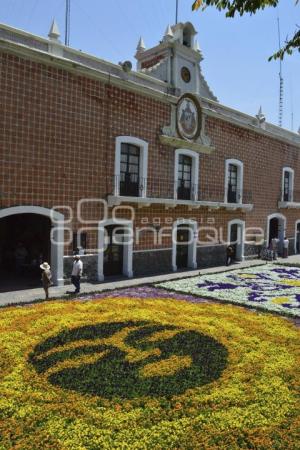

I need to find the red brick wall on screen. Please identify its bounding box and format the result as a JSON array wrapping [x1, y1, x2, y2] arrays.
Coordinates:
[[1, 51, 300, 254]]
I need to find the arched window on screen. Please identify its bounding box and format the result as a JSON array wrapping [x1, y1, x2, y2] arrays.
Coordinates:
[[114, 136, 148, 198], [282, 167, 294, 202], [224, 159, 244, 204], [174, 149, 199, 201], [183, 28, 192, 47]]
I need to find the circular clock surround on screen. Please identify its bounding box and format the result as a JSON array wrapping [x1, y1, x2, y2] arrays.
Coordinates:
[[181, 66, 191, 83], [176, 93, 202, 141]]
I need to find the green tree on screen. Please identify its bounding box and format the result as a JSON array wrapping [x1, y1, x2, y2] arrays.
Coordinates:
[[192, 0, 300, 60]]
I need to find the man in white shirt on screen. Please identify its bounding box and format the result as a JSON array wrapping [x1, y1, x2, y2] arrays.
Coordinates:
[[283, 237, 289, 258], [71, 255, 83, 294]]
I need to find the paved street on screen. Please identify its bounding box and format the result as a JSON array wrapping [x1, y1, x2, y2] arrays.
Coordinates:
[[1, 256, 300, 307]]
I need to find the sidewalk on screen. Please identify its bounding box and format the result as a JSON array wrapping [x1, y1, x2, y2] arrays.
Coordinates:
[[0, 256, 299, 307]]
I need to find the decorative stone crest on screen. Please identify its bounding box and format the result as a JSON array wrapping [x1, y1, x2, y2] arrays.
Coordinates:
[[177, 94, 201, 140], [161, 94, 214, 154]]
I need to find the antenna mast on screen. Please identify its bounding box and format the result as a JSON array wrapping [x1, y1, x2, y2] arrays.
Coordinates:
[[277, 17, 284, 127], [65, 0, 71, 46], [175, 0, 178, 25], [290, 80, 294, 131]]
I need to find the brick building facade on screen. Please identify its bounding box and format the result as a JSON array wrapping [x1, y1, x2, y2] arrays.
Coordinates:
[[1, 21, 300, 287]]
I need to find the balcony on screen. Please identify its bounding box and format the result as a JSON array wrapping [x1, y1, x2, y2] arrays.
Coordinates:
[[119, 173, 140, 197], [278, 190, 300, 209], [108, 176, 253, 211]]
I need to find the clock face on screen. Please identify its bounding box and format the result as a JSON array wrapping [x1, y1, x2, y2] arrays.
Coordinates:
[[181, 66, 191, 83]]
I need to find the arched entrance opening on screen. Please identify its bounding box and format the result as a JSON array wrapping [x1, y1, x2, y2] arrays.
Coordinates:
[[97, 219, 133, 281], [0, 214, 51, 290], [0, 206, 64, 291], [227, 219, 245, 262], [269, 218, 279, 244], [103, 225, 124, 277], [172, 220, 197, 271], [267, 214, 286, 256]]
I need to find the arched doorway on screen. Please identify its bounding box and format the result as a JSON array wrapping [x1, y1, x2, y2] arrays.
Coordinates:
[[0, 214, 51, 289], [295, 221, 300, 254], [172, 220, 197, 271], [267, 214, 286, 255], [227, 219, 245, 261], [0, 206, 64, 290], [97, 219, 133, 281], [269, 218, 279, 244]]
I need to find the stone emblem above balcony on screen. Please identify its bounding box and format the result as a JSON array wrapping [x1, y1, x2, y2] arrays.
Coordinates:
[[160, 93, 214, 154]]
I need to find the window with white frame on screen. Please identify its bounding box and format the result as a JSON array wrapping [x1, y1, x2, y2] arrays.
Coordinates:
[[174, 149, 199, 201], [225, 159, 243, 204], [282, 167, 294, 202], [114, 136, 148, 197]]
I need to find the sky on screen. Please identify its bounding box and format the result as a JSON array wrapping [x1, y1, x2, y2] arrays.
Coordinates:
[[0, 0, 299, 131]]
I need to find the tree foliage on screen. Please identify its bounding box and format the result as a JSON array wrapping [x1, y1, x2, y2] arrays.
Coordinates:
[[192, 0, 300, 60]]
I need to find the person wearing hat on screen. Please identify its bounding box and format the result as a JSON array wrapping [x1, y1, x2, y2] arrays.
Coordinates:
[[71, 255, 83, 294], [40, 262, 52, 299]]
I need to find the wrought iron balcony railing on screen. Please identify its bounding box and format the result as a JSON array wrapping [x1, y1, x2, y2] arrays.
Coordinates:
[[111, 176, 253, 204], [279, 190, 300, 203]]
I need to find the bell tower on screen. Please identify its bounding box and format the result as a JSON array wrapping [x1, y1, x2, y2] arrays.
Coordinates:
[[135, 22, 217, 101]]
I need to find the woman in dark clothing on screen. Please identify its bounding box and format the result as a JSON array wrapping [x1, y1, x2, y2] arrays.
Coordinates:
[[226, 245, 234, 266]]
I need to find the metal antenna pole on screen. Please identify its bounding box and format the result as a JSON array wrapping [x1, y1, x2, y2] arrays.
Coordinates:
[[175, 0, 178, 24], [65, 0, 71, 46], [277, 17, 284, 127], [290, 79, 294, 132]]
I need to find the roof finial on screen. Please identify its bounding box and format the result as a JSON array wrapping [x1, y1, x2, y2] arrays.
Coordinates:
[[256, 106, 266, 128], [163, 25, 174, 42], [136, 36, 146, 52], [48, 19, 60, 41], [194, 39, 201, 52]]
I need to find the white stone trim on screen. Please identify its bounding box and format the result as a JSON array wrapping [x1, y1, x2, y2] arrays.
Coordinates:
[[172, 219, 197, 271], [224, 159, 244, 204], [174, 149, 199, 201], [2, 23, 300, 148], [107, 194, 253, 211], [278, 201, 300, 209], [203, 97, 300, 148], [97, 219, 133, 281], [266, 213, 286, 246], [0, 205, 64, 286], [294, 220, 300, 254], [133, 243, 227, 254], [114, 136, 148, 197], [227, 219, 245, 261], [133, 247, 172, 253], [281, 167, 294, 202]]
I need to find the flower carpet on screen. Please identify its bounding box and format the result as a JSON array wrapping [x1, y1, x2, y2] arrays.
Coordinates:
[[0, 296, 299, 449], [157, 265, 300, 317], [76, 285, 212, 303]]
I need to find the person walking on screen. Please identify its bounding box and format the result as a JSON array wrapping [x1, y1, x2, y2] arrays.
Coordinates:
[[40, 262, 52, 300], [226, 245, 234, 266], [71, 255, 83, 294], [283, 237, 289, 258]]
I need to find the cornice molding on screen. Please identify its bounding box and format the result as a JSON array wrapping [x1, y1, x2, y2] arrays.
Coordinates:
[[1, 23, 300, 149], [159, 134, 215, 154], [0, 39, 176, 105]]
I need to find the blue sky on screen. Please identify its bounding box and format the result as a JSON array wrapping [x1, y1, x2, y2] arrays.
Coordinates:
[[1, 0, 299, 131]]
